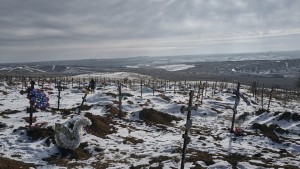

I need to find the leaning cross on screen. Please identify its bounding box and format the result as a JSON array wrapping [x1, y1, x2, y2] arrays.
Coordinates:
[[76, 93, 88, 114], [230, 82, 250, 133]]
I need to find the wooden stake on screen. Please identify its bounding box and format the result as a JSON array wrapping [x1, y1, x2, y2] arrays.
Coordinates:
[[267, 87, 274, 112], [180, 91, 195, 169], [140, 79, 143, 98], [261, 84, 264, 110], [230, 82, 240, 133], [57, 81, 62, 110], [118, 82, 122, 117]]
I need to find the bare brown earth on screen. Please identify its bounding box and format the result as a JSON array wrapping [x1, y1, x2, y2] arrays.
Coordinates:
[[0, 156, 36, 169]]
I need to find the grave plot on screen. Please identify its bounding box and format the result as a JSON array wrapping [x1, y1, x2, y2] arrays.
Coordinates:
[[0, 73, 299, 168]]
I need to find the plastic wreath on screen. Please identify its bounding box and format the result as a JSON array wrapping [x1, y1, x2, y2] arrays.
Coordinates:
[[28, 89, 49, 110]]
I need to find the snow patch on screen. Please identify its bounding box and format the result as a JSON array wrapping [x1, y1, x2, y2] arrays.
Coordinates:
[[155, 64, 195, 71]]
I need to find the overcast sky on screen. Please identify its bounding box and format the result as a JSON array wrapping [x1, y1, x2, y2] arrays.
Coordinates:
[[0, 0, 300, 63]]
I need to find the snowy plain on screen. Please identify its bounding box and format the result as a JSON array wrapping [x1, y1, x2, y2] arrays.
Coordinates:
[[0, 72, 299, 169]]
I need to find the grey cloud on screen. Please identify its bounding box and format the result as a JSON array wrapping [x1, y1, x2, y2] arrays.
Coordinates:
[[0, 0, 299, 63]]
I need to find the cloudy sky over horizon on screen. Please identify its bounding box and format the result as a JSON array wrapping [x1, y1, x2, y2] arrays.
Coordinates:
[[0, 0, 300, 63]]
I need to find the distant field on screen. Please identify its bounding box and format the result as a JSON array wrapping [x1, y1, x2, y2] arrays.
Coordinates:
[[0, 51, 299, 89]]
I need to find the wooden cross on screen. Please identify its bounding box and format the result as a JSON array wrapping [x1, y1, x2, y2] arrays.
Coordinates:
[[180, 90, 197, 169], [57, 81, 62, 110], [267, 87, 274, 112], [76, 93, 88, 114], [230, 82, 250, 133]]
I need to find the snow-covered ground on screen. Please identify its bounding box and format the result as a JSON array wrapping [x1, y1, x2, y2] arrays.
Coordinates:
[[155, 64, 195, 71], [0, 73, 299, 169]]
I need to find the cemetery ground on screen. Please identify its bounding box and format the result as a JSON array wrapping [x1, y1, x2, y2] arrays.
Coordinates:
[[0, 72, 300, 169]]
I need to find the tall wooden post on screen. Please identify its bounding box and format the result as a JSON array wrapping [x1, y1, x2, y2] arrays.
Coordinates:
[[118, 82, 122, 117], [230, 82, 240, 133], [204, 81, 207, 98], [201, 87, 204, 105], [255, 81, 259, 103], [57, 81, 62, 110], [152, 80, 155, 96], [261, 84, 264, 110], [164, 80, 167, 93], [76, 93, 88, 114], [212, 83, 214, 97], [180, 91, 196, 169], [174, 81, 176, 94], [72, 78, 74, 88], [267, 87, 274, 112], [78, 78, 81, 89], [29, 80, 35, 126], [197, 83, 201, 99], [140, 79, 143, 98]]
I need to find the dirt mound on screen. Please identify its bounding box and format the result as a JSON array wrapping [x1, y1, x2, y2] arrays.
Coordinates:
[[104, 92, 117, 98], [122, 93, 134, 97], [291, 113, 300, 121], [251, 123, 281, 143], [19, 90, 27, 95], [104, 104, 127, 117], [105, 104, 119, 115], [0, 156, 36, 169], [255, 109, 268, 116], [22, 117, 37, 123], [79, 105, 92, 111], [278, 112, 291, 121], [211, 108, 223, 114], [185, 148, 214, 166], [0, 122, 7, 128], [43, 142, 91, 167], [269, 123, 289, 134], [127, 100, 134, 104], [236, 112, 250, 121], [158, 94, 171, 102], [26, 126, 55, 142], [139, 108, 182, 126], [0, 90, 8, 95], [123, 136, 144, 145], [0, 109, 21, 117], [52, 105, 92, 117], [223, 153, 249, 168], [85, 112, 117, 138]]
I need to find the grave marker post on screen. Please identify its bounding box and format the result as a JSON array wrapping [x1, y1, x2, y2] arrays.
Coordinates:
[[267, 87, 274, 112], [261, 84, 264, 110], [118, 82, 122, 117], [57, 81, 62, 110], [174, 81, 176, 94], [180, 90, 197, 169], [29, 80, 35, 126], [140, 79, 143, 98], [230, 82, 240, 133]]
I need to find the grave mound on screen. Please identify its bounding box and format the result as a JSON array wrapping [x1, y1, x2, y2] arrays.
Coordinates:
[[42, 142, 91, 167], [26, 126, 55, 142], [251, 123, 281, 143], [0, 156, 36, 169], [139, 108, 182, 126], [85, 112, 117, 138]]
